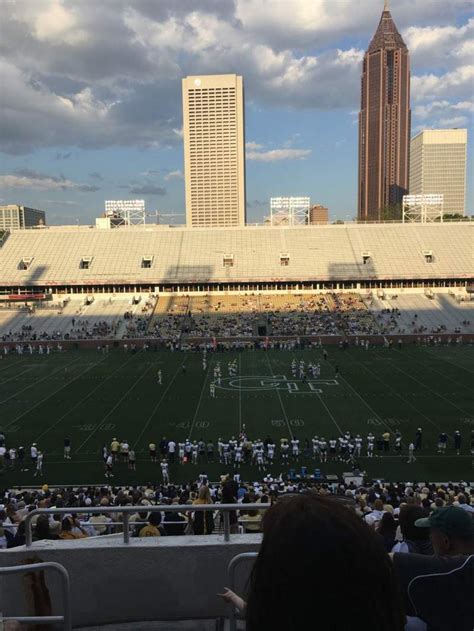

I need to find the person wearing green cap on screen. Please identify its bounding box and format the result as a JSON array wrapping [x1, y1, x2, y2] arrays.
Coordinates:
[[414, 505, 474, 556]]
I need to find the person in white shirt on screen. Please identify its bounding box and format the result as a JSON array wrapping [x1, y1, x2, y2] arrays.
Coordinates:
[[167, 440, 176, 463], [407, 442, 416, 463], [30, 443, 38, 468], [33, 451, 43, 477], [291, 438, 300, 460], [161, 460, 169, 484], [178, 442, 185, 464]]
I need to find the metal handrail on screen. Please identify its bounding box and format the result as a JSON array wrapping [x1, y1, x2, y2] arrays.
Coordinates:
[[0, 561, 71, 629], [228, 552, 258, 631], [24, 504, 269, 546]]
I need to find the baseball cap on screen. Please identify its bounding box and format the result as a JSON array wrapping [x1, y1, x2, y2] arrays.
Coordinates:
[[415, 506, 474, 538]]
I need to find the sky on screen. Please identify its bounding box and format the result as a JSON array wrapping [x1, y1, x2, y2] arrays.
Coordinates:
[[0, 0, 473, 225]]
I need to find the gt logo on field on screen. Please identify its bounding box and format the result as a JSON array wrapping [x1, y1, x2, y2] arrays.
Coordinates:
[[217, 375, 339, 394]]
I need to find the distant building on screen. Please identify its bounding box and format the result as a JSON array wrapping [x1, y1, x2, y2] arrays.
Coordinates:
[[182, 74, 246, 228], [309, 204, 329, 225], [358, 6, 410, 221], [0, 205, 46, 230], [270, 197, 310, 226], [410, 129, 467, 216]]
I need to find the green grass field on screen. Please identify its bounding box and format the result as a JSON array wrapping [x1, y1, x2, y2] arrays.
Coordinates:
[[0, 345, 473, 486]]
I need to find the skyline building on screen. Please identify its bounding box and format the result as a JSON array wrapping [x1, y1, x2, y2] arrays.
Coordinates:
[[182, 74, 246, 228], [358, 5, 411, 221], [409, 129, 467, 216], [0, 205, 46, 230]]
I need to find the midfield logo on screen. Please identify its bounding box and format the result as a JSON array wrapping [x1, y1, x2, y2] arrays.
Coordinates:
[[216, 375, 339, 394]]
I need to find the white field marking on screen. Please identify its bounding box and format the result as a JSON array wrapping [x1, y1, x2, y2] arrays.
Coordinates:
[[381, 346, 474, 394], [132, 359, 188, 450], [386, 358, 472, 417], [347, 351, 441, 432], [0, 358, 28, 375], [304, 349, 394, 438], [34, 353, 139, 442], [0, 366, 34, 386], [238, 354, 242, 434], [422, 347, 474, 376], [264, 352, 294, 439], [188, 356, 215, 440], [0, 355, 83, 405], [75, 361, 156, 452], [2, 356, 107, 430]]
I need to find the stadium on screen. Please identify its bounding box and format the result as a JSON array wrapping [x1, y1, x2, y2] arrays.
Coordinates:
[[0, 219, 473, 628], [1, 0, 474, 626]]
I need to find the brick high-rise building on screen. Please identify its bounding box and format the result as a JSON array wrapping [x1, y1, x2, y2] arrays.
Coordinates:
[[358, 5, 411, 221], [182, 74, 246, 228]]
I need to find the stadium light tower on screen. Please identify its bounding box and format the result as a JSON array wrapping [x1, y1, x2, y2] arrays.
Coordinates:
[[104, 200, 146, 226], [402, 194, 444, 223], [270, 197, 310, 226]]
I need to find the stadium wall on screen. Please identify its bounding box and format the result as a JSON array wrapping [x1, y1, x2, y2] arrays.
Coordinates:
[[0, 536, 259, 626]]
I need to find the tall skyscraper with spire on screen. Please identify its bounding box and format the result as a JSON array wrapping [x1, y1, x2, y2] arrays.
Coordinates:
[[358, 3, 410, 221]]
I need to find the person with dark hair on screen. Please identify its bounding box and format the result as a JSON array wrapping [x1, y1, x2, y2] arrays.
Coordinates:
[[33, 515, 58, 542], [377, 511, 398, 553], [219, 494, 405, 630], [392, 505, 433, 554], [220, 481, 238, 534], [138, 512, 162, 537]]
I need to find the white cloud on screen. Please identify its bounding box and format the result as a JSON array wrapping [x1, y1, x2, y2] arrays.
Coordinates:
[[0, 169, 99, 192], [246, 147, 312, 162], [164, 169, 184, 181], [245, 141, 264, 150], [436, 116, 468, 127]]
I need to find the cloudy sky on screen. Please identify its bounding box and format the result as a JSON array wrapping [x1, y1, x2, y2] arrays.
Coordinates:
[[0, 0, 473, 224]]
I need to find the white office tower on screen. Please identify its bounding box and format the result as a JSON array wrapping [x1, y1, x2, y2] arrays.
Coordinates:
[[410, 129, 467, 216], [182, 74, 246, 227]]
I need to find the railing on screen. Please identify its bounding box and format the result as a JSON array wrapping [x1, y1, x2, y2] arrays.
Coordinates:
[[24, 504, 269, 547], [227, 552, 258, 631], [0, 561, 71, 629]]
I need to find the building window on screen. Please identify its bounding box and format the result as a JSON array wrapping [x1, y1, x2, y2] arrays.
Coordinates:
[[19, 256, 33, 270], [80, 256, 93, 270], [223, 254, 234, 267], [361, 251, 371, 265], [280, 254, 290, 266], [423, 249, 434, 263], [141, 255, 154, 269]]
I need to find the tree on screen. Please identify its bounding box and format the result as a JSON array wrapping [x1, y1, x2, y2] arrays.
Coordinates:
[[380, 204, 402, 221]]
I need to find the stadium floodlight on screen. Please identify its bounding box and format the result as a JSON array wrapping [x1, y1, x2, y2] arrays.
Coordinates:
[[104, 200, 146, 227], [402, 194, 444, 224], [270, 197, 310, 226]]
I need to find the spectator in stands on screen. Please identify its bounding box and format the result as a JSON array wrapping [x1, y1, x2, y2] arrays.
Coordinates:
[[220, 494, 405, 630], [163, 498, 186, 536], [377, 512, 398, 553], [59, 516, 88, 540], [414, 506, 474, 556], [138, 512, 162, 537], [33, 515, 58, 542], [220, 480, 238, 534], [392, 505, 433, 555], [192, 485, 215, 535]]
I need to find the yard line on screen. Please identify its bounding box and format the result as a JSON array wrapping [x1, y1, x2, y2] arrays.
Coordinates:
[[238, 354, 242, 434], [188, 357, 214, 440], [265, 351, 294, 439], [0, 358, 28, 375], [132, 359, 188, 449], [34, 353, 139, 442], [75, 362, 156, 452], [347, 352, 441, 432], [3, 356, 108, 430], [386, 347, 473, 394], [0, 366, 34, 386], [386, 360, 472, 417], [0, 355, 82, 404], [422, 347, 474, 376], [319, 350, 398, 437]]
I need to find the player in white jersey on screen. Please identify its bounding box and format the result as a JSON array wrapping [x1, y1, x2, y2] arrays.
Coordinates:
[[329, 438, 337, 460], [33, 451, 44, 477], [367, 433, 375, 457], [217, 438, 224, 462], [184, 440, 192, 461], [157, 370, 162, 385], [407, 442, 416, 463], [234, 445, 243, 467], [210, 382, 215, 398], [394, 431, 402, 453], [223, 441, 230, 465], [354, 435, 363, 457], [256, 448, 265, 471], [267, 442, 275, 464], [178, 442, 185, 464], [312, 436, 320, 460], [191, 441, 199, 464], [291, 437, 300, 460], [280, 439, 289, 463], [319, 439, 327, 462], [161, 460, 169, 484]]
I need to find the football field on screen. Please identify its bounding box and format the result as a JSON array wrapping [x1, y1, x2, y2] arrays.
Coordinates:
[[0, 345, 473, 485]]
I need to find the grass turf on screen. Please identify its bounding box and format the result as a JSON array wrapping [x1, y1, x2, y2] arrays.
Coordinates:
[[0, 345, 473, 486]]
